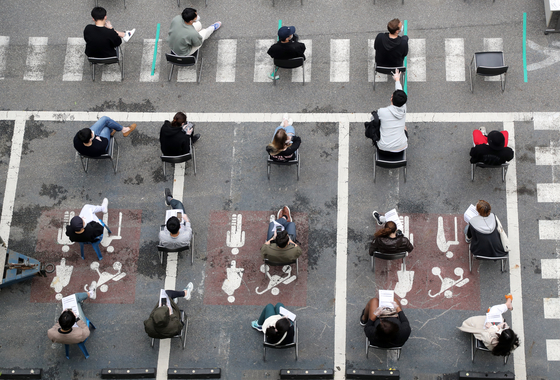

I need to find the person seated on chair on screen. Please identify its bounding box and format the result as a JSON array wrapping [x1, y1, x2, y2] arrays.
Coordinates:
[[65, 198, 109, 243], [167, 7, 221, 57], [74, 116, 137, 157], [159, 188, 192, 250], [144, 283, 193, 339], [251, 302, 295, 346], [267, 26, 306, 60], [266, 114, 301, 161], [374, 18, 408, 68], [47, 292, 93, 344], [261, 206, 302, 264], [376, 69, 408, 155], [361, 296, 411, 348], [470, 128, 514, 165], [160, 112, 201, 156], [369, 213, 413, 256], [464, 200, 508, 258], [458, 294, 519, 357], [84, 7, 135, 59]]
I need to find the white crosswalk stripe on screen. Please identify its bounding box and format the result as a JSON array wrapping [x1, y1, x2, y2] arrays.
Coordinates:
[[216, 39, 237, 82], [254, 39, 275, 82], [330, 39, 350, 82], [537, 183, 560, 202], [0, 36, 9, 80], [445, 38, 465, 81], [408, 38, 426, 82], [23, 37, 48, 81], [292, 39, 311, 83], [483, 38, 503, 81], [536, 146, 560, 166], [140, 39, 162, 82], [62, 38, 86, 81]]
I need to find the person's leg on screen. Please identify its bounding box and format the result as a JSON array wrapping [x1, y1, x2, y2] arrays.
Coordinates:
[[284, 222, 297, 242], [75, 292, 88, 321], [258, 303, 276, 325], [79, 204, 102, 224], [166, 290, 185, 299], [266, 221, 276, 241], [274, 303, 286, 314], [170, 199, 186, 213], [364, 297, 380, 322], [189, 24, 216, 55], [473, 130, 488, 146], [91, 116, 124, 141], [501, 130, 509, 147]]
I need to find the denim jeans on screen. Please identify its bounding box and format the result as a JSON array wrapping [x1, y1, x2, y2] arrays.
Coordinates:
[[267, 219, 296, 241], [90, 116, 124, 149], [75, 292, 88, 321], [257, 303, 286, 325], [170, 199, 186, 213]]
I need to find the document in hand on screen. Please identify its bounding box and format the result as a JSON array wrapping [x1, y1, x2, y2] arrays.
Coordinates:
[[165, 209, 183, 223], [384, 209, 403, 231], [61, 294, 80, 327], [279, 306, 296, 321], [159, 289, 171, 308], [464, 204, 479, 223], [379, 289, 395, 308]]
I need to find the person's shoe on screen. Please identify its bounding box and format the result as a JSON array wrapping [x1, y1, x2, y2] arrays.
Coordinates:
[[372, 211, 383, 226], [251, 320, 263, 331], [123, 123, 137, 137], [191, 134, 201, 144], [282, 113, 289, 127], [123, 29, 135, 42], [101, 198, 109, 213], [359, 309, 367, 327], [212, 22, 222, 31], [505, 293, 513, 301], [110, 129, 117, 137], [281, 206, 292, 223], [164, 188, 173, 206], [479, 126, 487, 136], [183, 282, 194, 300]]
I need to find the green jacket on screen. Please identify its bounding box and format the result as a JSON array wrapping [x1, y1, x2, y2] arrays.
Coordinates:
[[144, 299, 183, 339]]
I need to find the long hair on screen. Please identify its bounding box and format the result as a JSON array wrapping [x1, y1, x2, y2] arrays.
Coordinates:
[[267, 129, 288, 155], [492, 328, 519, 356], [374, 221, 397, 238], [265, 317, 290, 343], [171, 112, 187, 127]]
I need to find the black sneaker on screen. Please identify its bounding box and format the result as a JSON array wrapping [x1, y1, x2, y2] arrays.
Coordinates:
[[192, 134, 201, 144], [372, 211, 383, 226], [164, 188, 172, 206], [359, 309, 367, 327]]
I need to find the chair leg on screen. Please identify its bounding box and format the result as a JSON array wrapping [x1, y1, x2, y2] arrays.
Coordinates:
[[177, 0, 180, 6], [168, 63, 174, 82], [373, 154, 376, 183], [373, 68, 376, 91], [397, 348, 401, 360], [197, 56, 204, 84], [151, 338, 155, 348], [91, 63, 95, 81], [80, 155, 89, 173], [93, 243, 103, 260], [182, 315, 188, 349], [190, 232, 195, 265], [77, 342, 90, 359], [113, 138, 119, 173], [469, 56, 474, 93], [501, 72, 506, 93], [65, 344, 70, 359], [80, 244, 85, 260], [502, 165, 506, 182], [366, 338, 369, 358], [192, 145, 197, 175], [371, 255, 374, 271], [302, 62, 305, 86], [267, 162, 271, 180], [403, 166, 407, 183], [471, 334, 475, 362], [297, 160, 300, 181], [163, 161, 167, 177], [296, 258, 299, 275], [468, 247, 473, 273], [402, 257, 406, 272]]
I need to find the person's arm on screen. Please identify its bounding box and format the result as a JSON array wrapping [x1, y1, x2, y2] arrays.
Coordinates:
[[393, 69, 403, 90], [280, 136, 301, 156], [404, 237, 414, 252], [369, 238, 378, 256], [76, 319, 91, 341], [264, 229, 277, 245], [182, 213, 190, 223]]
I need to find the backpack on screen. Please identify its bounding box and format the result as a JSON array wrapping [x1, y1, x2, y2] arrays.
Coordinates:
[[364, 110, 381, 142]]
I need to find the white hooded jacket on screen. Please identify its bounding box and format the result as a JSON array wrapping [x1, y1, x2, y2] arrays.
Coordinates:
[[377, 81, 407, 152]]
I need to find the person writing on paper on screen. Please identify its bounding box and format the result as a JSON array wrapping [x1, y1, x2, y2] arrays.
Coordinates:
[[251, 303, 295, 346], [458, 294, 519, 356], [160, 112, 201, 156], [159, 188, 192, 250], [144, 284, 194, 339], [47, 292, 93, 344], [369, 212, 413, 255], [360, 296, 411, 348], [464, 200, 507, 258], [261, 206, 302, 264], [267, 114, 301, 161]]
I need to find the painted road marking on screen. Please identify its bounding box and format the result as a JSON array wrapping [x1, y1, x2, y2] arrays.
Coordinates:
[[537, 183, 560, 202], [0, 36, 9, 80], [483, 38, 503, 81], [536, 146, 560, 166], [216, 39, 237, 82], [140, 39, 162, 82], [23, 37, 48, 81], [330, 39, 350, 82], [408, 38, 426, 82], [546, 340, 560, 360], [539, 220, 560, 239], [254, 39, 275, 82], [534, 112, 560, 130], [445, 38, 465, 81], [368, 39, 387, 83], [62, 38, 86, 82], [292, 39, 311, 83], [177, 64, 197, 82]]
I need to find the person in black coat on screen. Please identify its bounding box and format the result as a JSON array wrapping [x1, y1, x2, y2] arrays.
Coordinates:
[[374, 19, 408, 68], [160, 112, 201, 156], [84, 7, 135, 58], [361, 297, 411, 348], [470, 129, 514, 165], [66, 216, 104, 243], [267, 26, 306, 61]]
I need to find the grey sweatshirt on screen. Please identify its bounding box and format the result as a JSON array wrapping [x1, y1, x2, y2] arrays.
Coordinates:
[[377, 81, 407, 152], [469, 214, 496, 233]]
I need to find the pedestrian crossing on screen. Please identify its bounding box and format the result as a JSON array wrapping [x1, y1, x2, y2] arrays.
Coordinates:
[[0, 35, 506, 84]]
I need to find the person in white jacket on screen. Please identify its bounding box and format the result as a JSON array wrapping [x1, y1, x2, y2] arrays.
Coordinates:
[[376, 69, 408, 153]]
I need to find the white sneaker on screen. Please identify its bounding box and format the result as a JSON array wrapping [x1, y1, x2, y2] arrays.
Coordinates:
[[184, 282, 194, 300], [211, 22, 221, 31], [123, 29, 135, 42], [478, 126, 487, 136], [282, 113, 290, 127], [101, 198, 108, 214]]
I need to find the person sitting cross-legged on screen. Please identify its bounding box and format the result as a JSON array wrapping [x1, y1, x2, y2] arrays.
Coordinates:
[[260, 206, 301, 264], [74, 116, 137, 158], [159, 188, 192, 250]]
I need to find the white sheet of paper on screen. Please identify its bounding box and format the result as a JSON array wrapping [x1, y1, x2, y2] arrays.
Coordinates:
[[464, 204, 479, 223], [159, 289, 170, 307], [279, 306, 296, 321], [485, 312, 503, 323], [379, 289, 395, 308], [165, 209, 183, 223], [61, 294, 80, 327], [384, 209, 403, 231]]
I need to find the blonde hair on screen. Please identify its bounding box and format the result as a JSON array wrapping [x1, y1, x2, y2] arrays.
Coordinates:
[[267, 129, 288, 155]]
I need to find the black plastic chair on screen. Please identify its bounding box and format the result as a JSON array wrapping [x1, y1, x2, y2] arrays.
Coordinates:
[[78, 136, 119, 174], [372, 64, 406, 91], [468, 244, 508, 273], [272, 57, 305, 86], [471, 161, 509, 182], [151, 310, 188, 349], [469, 51, 507, 93], [267, 150, 300, 180], [370, 250, 407, 272], [157, 226, 195, 266], [366, 337, 402, 359], [87, 46, 123, 81], [263, 320, 298, 361], [471, 334, 509, 364], [374, 148, 406, 183], [166, 51, 203, 83], [161, 138, 196, 177]]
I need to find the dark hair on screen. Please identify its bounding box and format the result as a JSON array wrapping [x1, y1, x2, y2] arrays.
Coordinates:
[[476, 200, 491, 217], [387, 18, 401, 34], [374, 221, 397, 238], [91, 7, 107, 21], [77, 128, 92, 143], [171, 112, 187, 127], [276, 230, 289, 248], [392, 89, 407, 107], [166, 216, 181, 234], [59, 310, 76, 330], [265, 317, 291, 342], [376, 319, 399, 341], [181, 8, 197, 23], [492, 328, 519, 356], [267, 129, 288, 155]]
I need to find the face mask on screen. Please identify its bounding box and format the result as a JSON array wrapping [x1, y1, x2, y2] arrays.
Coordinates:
[[400, 25, 404, 33]]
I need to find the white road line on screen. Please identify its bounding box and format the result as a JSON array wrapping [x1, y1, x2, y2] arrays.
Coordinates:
[[445, 38, 465, 81], [216, 39, 237, 82], [536, 147, 560, 166], [292, 39, 311, 83], [334, 121, 349, 380], [537, 183, 560, 202], [62, 38, 86, 82], [0, 36, 9, 80], [546, 340, 560, 360], [23, 37, 48, 81], [503, 121, 527, 380], [539, 220, 560, 239], [101, 48, 123, 82], [483, 38, 503, 81], [140, 39, 162, 82], [254, 39, 275, 82], [367, 39, 387, 83], [408, 38, 426, 82], [177, 64, 197, 82], [534, 113, 560, 130], [544, 297, 560, 318], [330, 39, 350, 82]]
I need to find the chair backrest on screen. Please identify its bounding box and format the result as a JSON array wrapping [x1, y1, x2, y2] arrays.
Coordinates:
[[157, 244, 190, 253], [87, 56, 119, 65], [264, 257, 297, 266], [78, 137, 114, 159], [474, 51, 507, 76], [476, 65, 508, 76], [474, 161, 509, 169], [161, 152, 192, 164], [372, 251, 408, 260], [273, 57, 304, 69], [375, 149, 406, 168], [166, 51, 197, 66], [375, 65, 406, 75], [268, 150, 299, 164]]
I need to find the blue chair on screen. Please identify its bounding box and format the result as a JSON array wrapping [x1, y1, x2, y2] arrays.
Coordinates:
[[79, 222, 112, 261], [65, 318, 96, 359]]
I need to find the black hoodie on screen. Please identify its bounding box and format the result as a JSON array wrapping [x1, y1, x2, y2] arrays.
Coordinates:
[[160, 120, 191, 156], [374, 33, 409, 67]]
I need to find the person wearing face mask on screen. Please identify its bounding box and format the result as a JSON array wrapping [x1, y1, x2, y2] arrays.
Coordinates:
[[267, 26, 306, 61], [374, 18, 408, 68]]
